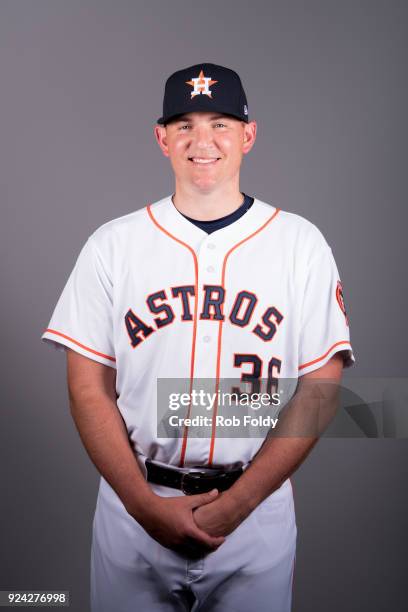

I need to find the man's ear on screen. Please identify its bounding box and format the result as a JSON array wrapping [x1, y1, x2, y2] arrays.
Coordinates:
[[242, 120, 257, 155], [154, 125, 170, 158]]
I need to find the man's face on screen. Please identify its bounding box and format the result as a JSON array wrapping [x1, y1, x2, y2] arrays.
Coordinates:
[[154, 112, 257, 192]]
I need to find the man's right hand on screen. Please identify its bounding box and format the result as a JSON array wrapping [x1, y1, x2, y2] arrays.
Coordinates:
[[129, 489, 226, 557]]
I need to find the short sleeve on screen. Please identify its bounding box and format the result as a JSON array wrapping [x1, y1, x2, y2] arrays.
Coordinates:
[[298, 245, 355, 376], [41, 235, 116, 368]]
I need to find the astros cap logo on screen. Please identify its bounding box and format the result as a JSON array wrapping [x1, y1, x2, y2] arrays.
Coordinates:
[[186, 69, 218, 99]]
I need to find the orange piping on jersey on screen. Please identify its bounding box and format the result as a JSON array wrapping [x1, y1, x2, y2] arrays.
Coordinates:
[[147, 204, 199, 468], [44, 329, 116, 362], [208, 207, 281, 466], [298, 340, 352, 371]]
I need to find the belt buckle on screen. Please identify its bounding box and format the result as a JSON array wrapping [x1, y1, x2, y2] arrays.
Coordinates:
[[180, 471, 205, 495]]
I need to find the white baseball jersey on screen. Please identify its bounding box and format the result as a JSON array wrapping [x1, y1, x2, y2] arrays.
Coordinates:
[[41, 194, 355, 470]]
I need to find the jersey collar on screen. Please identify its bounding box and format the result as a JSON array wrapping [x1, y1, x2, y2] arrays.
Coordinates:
[[147, 194, 278, 253]]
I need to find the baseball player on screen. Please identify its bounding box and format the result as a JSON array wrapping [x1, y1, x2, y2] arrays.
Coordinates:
[[41, 62, 355, 611]]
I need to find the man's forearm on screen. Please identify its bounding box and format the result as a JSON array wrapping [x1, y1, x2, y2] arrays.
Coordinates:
[[224, 436, 318, 517], [221, 376, 341, 519], [69, 390, 155, 515]]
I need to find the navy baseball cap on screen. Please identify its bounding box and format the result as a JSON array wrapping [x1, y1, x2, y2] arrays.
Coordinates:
[[157, 62, 249, 125]]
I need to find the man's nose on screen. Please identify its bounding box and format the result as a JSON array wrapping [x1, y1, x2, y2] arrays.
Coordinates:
[[193, 125, 214, 147]]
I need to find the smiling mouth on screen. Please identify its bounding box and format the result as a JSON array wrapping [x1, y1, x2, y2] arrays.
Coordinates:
[[188, 157, 221, 165]]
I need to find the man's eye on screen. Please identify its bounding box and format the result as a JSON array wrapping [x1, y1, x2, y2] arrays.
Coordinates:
[[177, 123, 226, 130]]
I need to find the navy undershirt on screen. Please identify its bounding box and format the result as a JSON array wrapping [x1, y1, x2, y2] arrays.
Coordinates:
[[180, 193, 254, 234]]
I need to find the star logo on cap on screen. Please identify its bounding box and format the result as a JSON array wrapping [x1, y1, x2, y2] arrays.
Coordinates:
[[186, 69, 218, 99]]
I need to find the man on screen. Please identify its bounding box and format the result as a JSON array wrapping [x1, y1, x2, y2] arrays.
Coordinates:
[[41, 62, 355, 611]]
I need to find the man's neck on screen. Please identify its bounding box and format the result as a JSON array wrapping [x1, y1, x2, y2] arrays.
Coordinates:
[[171, 184, 245, 221]]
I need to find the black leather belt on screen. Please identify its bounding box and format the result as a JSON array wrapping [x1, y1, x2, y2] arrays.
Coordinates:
[[145, 459, 243, 495]]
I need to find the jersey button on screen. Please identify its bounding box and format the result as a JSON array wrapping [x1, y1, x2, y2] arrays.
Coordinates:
[[203, 336, 211, 343], [206, 265, 215, 273], [207, 243, 216, 249]]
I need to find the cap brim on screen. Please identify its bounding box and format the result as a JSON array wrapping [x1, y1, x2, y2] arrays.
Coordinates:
[[157, 110, 248, 126]]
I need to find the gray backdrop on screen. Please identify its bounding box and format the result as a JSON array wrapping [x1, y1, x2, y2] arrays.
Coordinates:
[[1, 1, 407, 610]]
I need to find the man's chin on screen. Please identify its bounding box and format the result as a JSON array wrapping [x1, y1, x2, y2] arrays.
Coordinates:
[[190, 178, 221, 193]]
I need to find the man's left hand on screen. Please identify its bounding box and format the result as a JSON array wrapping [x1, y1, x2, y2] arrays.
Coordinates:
[[192, 490, 248, 538]]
